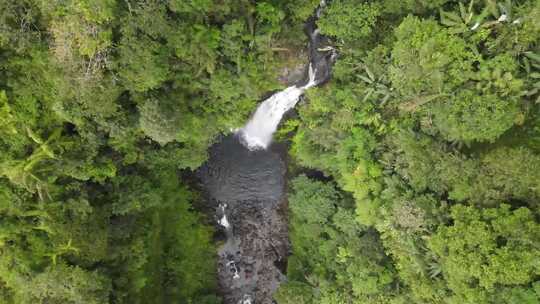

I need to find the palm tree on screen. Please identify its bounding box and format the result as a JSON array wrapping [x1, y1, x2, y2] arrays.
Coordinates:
[[0, 128, 61, 200]]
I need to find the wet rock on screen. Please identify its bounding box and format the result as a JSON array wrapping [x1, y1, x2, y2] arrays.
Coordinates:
[[279, 64, 308, 86]]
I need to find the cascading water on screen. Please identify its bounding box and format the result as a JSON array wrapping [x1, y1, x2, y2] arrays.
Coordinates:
[[237, 65, 318, 150], [237, 0, 335, 151]]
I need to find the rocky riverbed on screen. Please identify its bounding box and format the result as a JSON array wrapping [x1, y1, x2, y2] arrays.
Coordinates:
[[197, 135, 289, 304]]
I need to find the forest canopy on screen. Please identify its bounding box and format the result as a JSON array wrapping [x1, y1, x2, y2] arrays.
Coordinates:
[[0, 0, 313, 302], [280, 0, 540, 303], [0, 0, 539, 304]]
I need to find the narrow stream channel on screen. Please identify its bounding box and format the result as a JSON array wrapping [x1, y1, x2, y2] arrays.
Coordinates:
[[197, 2, 336, 303]]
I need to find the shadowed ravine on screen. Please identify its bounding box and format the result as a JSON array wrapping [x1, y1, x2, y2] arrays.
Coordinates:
[[197, 3, 335, 303]]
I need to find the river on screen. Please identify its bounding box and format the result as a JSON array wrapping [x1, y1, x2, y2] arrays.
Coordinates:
[[197, 2, 335, 303]]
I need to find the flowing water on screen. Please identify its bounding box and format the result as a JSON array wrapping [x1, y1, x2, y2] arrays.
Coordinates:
[[238, 65, 317, 150], [197, 2, 336, 303]]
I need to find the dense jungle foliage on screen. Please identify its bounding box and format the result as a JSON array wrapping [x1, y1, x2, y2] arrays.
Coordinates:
[[0, 0, 317, 303], [0, 0, 539, 303], [277, 0, 540, 303]]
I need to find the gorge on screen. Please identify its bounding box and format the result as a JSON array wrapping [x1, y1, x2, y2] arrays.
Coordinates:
[[197, 2, 336, 303]]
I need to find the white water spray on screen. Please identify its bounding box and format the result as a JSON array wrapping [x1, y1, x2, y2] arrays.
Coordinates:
[[226, 260, 240, 279], [239, 294, 253, 304], [218, 203, 230, 229], [238, 64, 318, 150]]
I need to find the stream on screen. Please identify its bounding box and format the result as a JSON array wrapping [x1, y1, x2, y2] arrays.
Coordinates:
[[197, 2, 335, 303]]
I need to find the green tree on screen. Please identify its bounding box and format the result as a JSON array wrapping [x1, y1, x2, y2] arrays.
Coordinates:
[[280, 176, 400, 304], [24, 264, 111, 304], [318, 0, 381, 43], [429, 204, 540, 304]]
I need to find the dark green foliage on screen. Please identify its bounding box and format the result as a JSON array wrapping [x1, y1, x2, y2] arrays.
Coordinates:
[[429, 204, 540, 304], [273, 281, 314, 304], [391, 16, 525, 142], [390, 16, 474, 97], [284, 0, 321, 22], [318, 0, 381, 43], [289, 175, 339, 224], [388, 131, 540, 206], [381, 0, 452, 14], [138, 97, 181, 146], [22, 264, 111, 304], [277, 176, 400, 304]]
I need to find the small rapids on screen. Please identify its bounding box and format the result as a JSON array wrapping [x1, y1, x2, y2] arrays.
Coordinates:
[[199, 136, 288, 304]]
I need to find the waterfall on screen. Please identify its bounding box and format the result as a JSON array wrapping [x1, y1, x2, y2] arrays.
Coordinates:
[[237, 64, 318, 150]]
